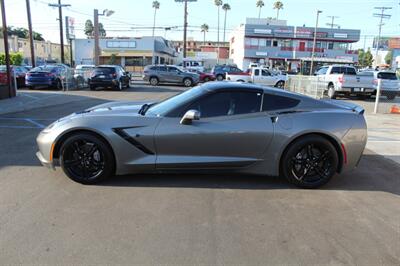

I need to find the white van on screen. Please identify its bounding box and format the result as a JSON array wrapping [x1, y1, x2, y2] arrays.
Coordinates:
[[181, 60, 205, 72]]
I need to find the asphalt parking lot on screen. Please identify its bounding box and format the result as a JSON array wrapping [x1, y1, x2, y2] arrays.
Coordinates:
[[0, 84, 399, 265]]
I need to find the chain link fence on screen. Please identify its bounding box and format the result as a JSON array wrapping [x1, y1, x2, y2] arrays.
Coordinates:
[[284, 75, 400, 114]]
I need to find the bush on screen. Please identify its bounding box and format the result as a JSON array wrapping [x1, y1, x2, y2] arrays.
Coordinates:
[[0, 52, 24, 65]]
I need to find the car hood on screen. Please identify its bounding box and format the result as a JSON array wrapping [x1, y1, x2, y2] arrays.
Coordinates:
[[82, 101, 157, 116]]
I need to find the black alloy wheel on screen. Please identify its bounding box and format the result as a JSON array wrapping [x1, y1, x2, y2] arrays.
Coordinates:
[[60, 133, 115, 184], [281, 135, 338, 188]]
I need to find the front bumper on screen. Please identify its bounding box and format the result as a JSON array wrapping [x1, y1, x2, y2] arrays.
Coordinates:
[[36, 151, 55, 170]]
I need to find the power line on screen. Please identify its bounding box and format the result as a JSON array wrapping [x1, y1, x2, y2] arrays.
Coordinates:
[[326, 15, 339, 29]]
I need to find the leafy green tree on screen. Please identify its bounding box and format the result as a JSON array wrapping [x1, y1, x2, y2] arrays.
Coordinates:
[[256, 0, 265, 18], [108, 54, 117, 65], [0, 26, 44, 41], [385, 50, 392, 65], [152, 1, 160, 37], [273, 1, 283, 19], [84, 20, 94, 37], [364, 49, 374, 67], [99, 23, 106, 37], [0, 52, 24, 65]]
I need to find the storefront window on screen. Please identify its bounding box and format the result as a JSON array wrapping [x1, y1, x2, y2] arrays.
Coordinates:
[[250, 38, 258, 46], [259, 39, 266, 47], [266, 40, 272, 47]]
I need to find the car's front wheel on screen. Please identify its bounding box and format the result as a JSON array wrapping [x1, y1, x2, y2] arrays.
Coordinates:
[[60, 133, 115, 184], [216, 74, 224, 81], [149, 77, 159, 86], [281, 135, 338, 189], [275, 80, 285, 88], [183, 78, 193, 87]]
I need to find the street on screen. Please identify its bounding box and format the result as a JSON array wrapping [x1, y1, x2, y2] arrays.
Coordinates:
[[0, 85, 399, 265]]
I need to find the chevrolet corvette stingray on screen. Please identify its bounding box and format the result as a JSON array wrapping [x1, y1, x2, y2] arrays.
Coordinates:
[[36, 82, 367, 188]]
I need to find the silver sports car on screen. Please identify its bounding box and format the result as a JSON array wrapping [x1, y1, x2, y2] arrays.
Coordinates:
[[36, 82, 367, 188]]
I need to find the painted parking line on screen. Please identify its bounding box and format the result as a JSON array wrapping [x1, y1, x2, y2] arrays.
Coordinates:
[[0, 117, 55, 129]]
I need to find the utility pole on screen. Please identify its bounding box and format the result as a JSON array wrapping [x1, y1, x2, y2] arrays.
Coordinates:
[[373, 7, 392, 67], [175, 0, 197, 59], [25, 0, 35, 67], [48, 0, 70, 64], [0, 0, 13, 98], [326, 15, 339, 29], [310, 10, 322, 76], [94, 9, 100, 65]]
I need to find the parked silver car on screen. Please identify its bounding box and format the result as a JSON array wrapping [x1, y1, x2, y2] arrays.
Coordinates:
[[143, 65, 200, 87], [36, 82, 367, 188]]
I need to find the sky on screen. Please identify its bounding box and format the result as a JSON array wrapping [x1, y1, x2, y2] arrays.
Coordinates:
[[1, 0, 399, 49]]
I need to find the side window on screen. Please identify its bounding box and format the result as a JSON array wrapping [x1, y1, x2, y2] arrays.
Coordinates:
[[316, 67, 327, 75], [262, 94, 300, 111], [158, 66, 167, 72], [330, 67, 341, 74], [254, 69, 260, 76], [345, 67, 357, 75], [182, 91, 262, 118], [262, 70, 271, 76]]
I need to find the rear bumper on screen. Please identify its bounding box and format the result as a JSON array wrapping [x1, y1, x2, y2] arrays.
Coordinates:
[[26, 79, 55, 86], [89, 79, 118, 87]]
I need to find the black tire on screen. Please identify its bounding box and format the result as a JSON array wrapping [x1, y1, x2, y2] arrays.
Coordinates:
[[327, 84, 336, 99], [27, 86, 34, 90], [216, 74, 224, 81], [60, 133, 115, 184], [115, 81, 123, 91], [183, 78, 193, 87], [55, 79, 62, 90], [386, 93, 396, 100], [89, 85, 96, 91], [126, 81, 131, 88], [149, 77, 159, 86], [76, 76, 84, 88], [275, 80, 285, 89], [281, 135, 339, 189]]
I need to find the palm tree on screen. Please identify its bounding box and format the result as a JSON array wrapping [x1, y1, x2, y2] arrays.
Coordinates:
[[214, 0, 223, 44], [256, 0, 265, 19], [201, 24, 209, 45], [222, 3, 231, 43], [273, 1, 283, 19], [152, 1, 160, 37]]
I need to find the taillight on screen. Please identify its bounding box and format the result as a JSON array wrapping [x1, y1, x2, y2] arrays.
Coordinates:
[[45, 72, 55, 77], [373, 79, 378, 85], [338, 75, 344, 84], [112, 73, 117, 78]]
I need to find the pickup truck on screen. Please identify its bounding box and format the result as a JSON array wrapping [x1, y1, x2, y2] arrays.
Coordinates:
[[226, 67, 287, 88], [357, 70, 400, 100]]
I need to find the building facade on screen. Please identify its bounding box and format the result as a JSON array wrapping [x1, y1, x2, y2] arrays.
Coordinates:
[[73, 36, 177, 72], [230, 18, 361, 72], [0, 36, 70, 65]]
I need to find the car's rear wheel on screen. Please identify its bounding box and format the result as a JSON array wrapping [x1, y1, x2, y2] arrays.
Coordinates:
[[60, 133, 115, 184], [327, 84, 336, 99], [55, 79, 62, 90], [216, 74, 224, 81], [183, 78, 193, 87], [149, 77, 159, 86], [386, 93, 396, 100], [89, 85, 96, 91], [115, 81, 123, 91], [281, 135, 338, 189], [275, 80, 285, 88]]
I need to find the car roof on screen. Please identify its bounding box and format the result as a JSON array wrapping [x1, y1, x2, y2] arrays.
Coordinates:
[[97, 65, 120, 68]]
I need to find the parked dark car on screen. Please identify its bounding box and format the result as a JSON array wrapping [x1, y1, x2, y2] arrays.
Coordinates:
[[188, 69, 216, 82], [25, 64, 70, 90], [211, 65, 247, 81], [88, 65, 130, 91], [143, 65, 200, 87], [0, 65, 30, 88]]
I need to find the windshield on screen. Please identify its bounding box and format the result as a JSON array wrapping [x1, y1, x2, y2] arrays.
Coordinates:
[[31, 65, 58, 72], [146, 86, 206, 116]]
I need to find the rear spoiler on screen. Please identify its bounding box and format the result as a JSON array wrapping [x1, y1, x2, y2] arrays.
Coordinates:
[[322, 99, 365, 115]]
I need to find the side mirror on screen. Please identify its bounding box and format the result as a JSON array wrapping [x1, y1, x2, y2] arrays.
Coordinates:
[[180, 110, 200, 125]]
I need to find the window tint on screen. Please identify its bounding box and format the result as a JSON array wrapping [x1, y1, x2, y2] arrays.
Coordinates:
[[168, 67, 180, 73], [262, 70, 270, 76], [330, 67, 342, 74], [182, 91, 262, 118], [94, 67, 115, 74], [158, 66, 167, 71], [378, 72, 397, 80], [262, 94, 300, 111], [254, 69, 260, 76], [345, 67, 356, 75]]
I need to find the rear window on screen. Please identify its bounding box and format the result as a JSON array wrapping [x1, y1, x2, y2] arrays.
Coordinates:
[[94, 67, 115, 74], [262, 94, 300, 111], [31, 65, 58, 72], [345, 67, 357, 75], [330, 66, 356, 75], [378, 72, 397, 80]]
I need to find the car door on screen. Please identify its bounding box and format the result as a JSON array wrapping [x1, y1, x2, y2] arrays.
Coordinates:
[[157, 66, 168, 82], [167, 66, 183, 83], [154, 89, 275, 169]]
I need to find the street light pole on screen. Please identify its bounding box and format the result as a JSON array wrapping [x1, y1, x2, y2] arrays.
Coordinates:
[[183, 0, 188, 58], [93, 9, 114, 66], [310, 10, 322, 76]]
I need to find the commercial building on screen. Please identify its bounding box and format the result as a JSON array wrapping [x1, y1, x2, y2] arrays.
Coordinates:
[[73, 36, 177, 72], [0, 36, 70, 65], [230, 18, 361, 73]]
